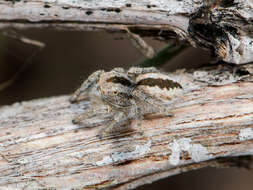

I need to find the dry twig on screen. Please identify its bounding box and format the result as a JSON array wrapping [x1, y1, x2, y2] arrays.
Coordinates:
[[0, 0, 252, 64]]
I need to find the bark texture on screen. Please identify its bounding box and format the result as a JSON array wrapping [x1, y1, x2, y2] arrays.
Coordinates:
[[0, 64, 253, 189], [0, 0, 253, 64]]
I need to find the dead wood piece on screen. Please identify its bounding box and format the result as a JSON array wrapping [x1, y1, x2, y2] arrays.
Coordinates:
[[0, 0, 253, 64], [0, 65, 253, 189]]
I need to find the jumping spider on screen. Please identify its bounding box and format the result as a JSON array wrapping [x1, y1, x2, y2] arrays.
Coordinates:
[[70, 67, 183, 136]]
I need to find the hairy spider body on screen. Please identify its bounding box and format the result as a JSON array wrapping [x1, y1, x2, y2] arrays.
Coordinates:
[[135, 72, 182, 102], [70, 67, 183, 136]]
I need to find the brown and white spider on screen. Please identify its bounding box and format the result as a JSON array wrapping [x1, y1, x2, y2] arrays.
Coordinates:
[[70, 67, 183, 136]]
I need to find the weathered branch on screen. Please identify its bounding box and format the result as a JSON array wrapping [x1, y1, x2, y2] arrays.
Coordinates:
[[0, 0, 253, 64], [0, 64, 253, 189]]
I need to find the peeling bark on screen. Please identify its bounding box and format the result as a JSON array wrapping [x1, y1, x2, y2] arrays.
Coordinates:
[[0, 0, 253, 64], [0, 64, 253, 189]]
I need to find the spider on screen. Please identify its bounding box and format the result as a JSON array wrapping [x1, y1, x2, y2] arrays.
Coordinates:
[[70, 67, 183, 136]]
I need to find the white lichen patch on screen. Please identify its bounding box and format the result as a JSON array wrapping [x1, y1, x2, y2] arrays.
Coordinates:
[[96, 141, 151, 166], [239, 128, 253, 141], [168, 140, 181, 166], [168, 138, 212, 166]]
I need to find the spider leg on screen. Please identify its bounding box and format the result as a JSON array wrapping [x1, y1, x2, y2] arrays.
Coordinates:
[[69, 70, 104, 103], [133, 89, 174, 117], [72, 98, 110, 124], [72, 109, 98, 124], [130, 102, 144, 127], [99, 111, 131, 138]]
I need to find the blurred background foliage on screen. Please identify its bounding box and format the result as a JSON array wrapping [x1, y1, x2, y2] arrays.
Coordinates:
[[0, 29, 252, 189]]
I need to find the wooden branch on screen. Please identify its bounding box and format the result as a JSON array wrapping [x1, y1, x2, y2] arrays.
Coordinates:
[[0, 64, 253, 189], [0, 0, 253, 64]]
